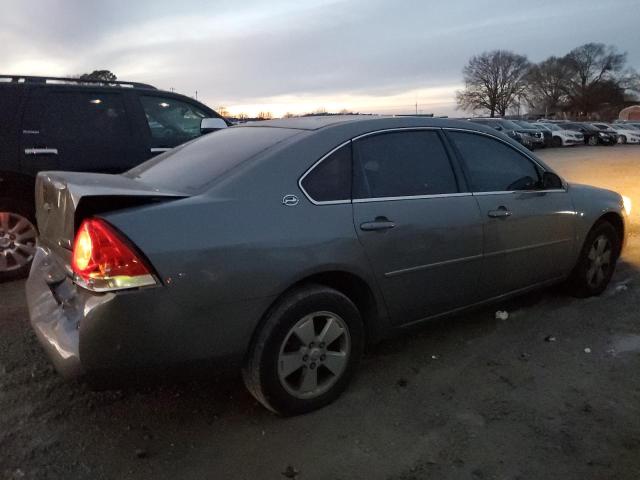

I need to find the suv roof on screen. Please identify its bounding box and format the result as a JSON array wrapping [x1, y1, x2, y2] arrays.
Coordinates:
[[0, 74, 156, 90]]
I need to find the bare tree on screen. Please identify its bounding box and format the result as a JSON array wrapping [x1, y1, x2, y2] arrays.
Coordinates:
[[524, 56, 572, 115], [217, 105, 229, 117], [257, 111, 273, 120], [456, 50, 530, 117], [563, 43, 627, 117]]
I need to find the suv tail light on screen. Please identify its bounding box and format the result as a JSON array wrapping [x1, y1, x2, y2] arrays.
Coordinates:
[[72, 218, 157, 292]]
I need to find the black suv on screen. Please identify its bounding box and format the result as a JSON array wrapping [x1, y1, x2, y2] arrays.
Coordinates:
[[0, 75, 228, 279]]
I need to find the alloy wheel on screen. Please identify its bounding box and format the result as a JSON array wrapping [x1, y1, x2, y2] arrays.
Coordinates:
[[586, 234, 612, 289], [277, 311, 351, 399], [0, 212, 37, 272]]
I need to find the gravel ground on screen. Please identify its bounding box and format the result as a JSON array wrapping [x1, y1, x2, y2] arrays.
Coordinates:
[[2, 145, 640, 480]]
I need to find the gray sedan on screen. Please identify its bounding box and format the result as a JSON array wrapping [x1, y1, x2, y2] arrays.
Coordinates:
[[26, 116, 628, 415]]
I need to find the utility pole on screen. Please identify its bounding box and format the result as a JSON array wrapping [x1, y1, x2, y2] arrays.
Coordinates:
[[195, 90, 198, 100], [415, 102, 418, 115]]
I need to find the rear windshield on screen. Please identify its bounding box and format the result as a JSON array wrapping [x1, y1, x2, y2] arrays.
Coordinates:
[[126, 126, 300, 193]]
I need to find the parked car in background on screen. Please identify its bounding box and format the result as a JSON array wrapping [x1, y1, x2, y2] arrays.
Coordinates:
[[26, 116, 628, 415], [558, 122, 616, 146], [467, 118, 535, 149], [512, 120, 549, 148], [597, 123, 640, 144], [539, 122, 584, 147], [0, 75, 228, 279]]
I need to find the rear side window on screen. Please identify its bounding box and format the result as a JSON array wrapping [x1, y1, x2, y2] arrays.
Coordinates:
[[35, 92, 129, 140], [353, 130, 457, 199], [300, 143, 351, 203], [126, 126, 299, 193], [448, 131, 540, 192]]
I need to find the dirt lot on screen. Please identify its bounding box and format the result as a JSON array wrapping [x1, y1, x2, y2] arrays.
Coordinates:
[[2, 145, 640, 480]]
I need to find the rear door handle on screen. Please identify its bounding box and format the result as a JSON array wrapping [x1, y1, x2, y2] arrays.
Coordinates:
[[488, 207, 512, 218], [24, 148, 58, 155], [360, 218, 396, 231], [150, 147, 172, 153]]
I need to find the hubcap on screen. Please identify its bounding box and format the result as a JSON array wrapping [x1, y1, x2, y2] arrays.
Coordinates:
[[277, 311, 351, 399], [0, 212, 37, 272], [586, 234, 612, 289]]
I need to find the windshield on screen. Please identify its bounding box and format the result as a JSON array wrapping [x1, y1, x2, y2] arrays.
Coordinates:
[[126, 126, 301, 193], [541, 123, 561, 131]]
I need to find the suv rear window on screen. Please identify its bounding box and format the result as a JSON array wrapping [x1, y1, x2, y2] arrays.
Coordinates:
[[126, 126, 300, 193]]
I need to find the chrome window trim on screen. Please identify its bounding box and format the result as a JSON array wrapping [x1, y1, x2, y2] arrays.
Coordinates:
[[472, 188, 567, 196], [443, 127, 569, 193], [353, 192, 471, 203], [298, 126, 568, 206]]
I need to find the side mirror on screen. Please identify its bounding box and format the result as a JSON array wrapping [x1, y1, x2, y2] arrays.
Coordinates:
[[200, 118, 228, 134], [542, 171, 563, 189], [494, 125, 504, 131]]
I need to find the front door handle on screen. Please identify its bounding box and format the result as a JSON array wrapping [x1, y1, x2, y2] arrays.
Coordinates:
[[24, 148, 58, 155], [150, 147, 172, 153], [488, 206, 512, 218], [360, 217, 396, 231]]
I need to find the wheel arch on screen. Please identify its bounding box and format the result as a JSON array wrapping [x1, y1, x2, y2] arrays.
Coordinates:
[[0, 171, 36, 211], [596, 211, 625, 257], [248, 269, 387, 358]]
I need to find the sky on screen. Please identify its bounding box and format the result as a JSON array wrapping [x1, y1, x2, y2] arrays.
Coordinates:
[[2, 0, 639, 118]]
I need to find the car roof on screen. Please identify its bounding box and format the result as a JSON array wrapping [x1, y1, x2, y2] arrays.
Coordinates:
[[244, 115, 499, 134]]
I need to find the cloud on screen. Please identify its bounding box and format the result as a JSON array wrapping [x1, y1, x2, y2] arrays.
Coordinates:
[[1, 0, 638, 117]]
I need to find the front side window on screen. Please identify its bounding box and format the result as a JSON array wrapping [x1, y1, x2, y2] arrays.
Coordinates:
[[300, 143, 351, 203], [353, 130, 458, 199], [140, 96, 209, 146], [448, 131, 540, 192]]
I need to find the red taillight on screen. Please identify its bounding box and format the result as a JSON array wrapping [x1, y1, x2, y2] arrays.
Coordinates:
[[71, 218, 156, 291]]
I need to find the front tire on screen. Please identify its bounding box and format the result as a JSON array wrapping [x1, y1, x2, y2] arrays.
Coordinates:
[[243, 285, 364, 415], [568, 221, 620, 297], [587, 136, 598, 146], [552, 136, 563, 148], [0, 198, 37, 281], [619, 135, 627, 144]]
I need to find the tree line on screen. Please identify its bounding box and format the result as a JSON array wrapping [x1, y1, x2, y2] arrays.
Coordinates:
[[456, 43, 639, 120]]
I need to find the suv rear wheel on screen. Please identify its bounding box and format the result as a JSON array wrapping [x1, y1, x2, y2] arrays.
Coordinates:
[[243, 285, 364, 415], [0, 198, 37, 281]]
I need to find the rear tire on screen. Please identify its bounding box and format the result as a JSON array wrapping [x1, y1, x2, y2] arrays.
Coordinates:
[[242, 285, 364, 415], [0, 198, 37, 282], [568, 221, 620, 297]]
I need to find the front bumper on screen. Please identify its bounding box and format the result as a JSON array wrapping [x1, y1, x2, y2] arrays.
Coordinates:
[[560, 136, 583, 146]]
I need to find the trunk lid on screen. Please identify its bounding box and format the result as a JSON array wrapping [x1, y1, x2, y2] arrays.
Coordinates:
[[35, 171, 186, 268]]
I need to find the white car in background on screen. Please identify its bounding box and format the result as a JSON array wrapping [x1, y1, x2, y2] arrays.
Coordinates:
[[539, 122, 584, 147], [593, 123, 640, 144]]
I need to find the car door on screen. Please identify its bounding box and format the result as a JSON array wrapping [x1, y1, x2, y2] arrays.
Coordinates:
[[351, 129, 484, 326], [136, 94, 211, 158], [446, 130, 576, 299], [20, 88, 138, 175]]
